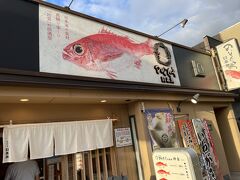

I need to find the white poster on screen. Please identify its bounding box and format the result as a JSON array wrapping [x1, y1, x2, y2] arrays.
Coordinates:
[[216, 39, 240, 90], [114, 128, 132, 147], [39, 5, 180, 86]]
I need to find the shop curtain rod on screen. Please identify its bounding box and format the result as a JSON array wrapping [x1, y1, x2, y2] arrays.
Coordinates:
[[0, 118, 117, 128]]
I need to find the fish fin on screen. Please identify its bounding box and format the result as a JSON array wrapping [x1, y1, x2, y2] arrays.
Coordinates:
[[134, 59, 142, 69], [99, 27, 135, 43], [106, 70, 117, 79], [101, 52, 123, 62], [99, 27, 115, 35]]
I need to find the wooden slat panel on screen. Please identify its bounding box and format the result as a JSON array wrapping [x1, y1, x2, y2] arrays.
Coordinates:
[[73, 154, 77, 180], [96, 150, 101, 180], [88, 151, 94, 180], [103, 149, 108, 180], [110, 147, 117, 176], [81, 153, 86, 180], [61, 156, 69, 180]]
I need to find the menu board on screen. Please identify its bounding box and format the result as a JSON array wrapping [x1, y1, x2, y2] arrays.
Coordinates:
[[152, 148, 203, 180]]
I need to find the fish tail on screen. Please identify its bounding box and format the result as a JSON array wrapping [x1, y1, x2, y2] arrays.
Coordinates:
[[142, 38, 153, 54], [144, 38, 152, 46]]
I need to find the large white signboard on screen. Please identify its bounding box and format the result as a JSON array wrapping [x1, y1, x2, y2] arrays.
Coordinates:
[[39, 5, 180, 86], [152, 148, 203, 180], [216, 39, 240, 90]]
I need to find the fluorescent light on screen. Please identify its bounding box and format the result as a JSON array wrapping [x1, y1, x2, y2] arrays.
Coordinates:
[[100, 100, 107, 103]]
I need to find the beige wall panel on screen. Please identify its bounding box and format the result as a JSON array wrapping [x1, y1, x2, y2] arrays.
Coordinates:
[[217, 22, 240, 43], [0, 104, 126, 124], [124, 146, 138, 180], [216, 106, 240, 172], [115, 147, 127, 177]]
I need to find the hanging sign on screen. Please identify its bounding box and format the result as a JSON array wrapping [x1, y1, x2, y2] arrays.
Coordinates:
[[114, 128, 133, 147], [216, 39, 240, 90], [192, 119, 217, 180], [177, 120, 201, 154], [178, 120, 208, 179], [144, 109, 179, 149], [39, 5, 180, 86]]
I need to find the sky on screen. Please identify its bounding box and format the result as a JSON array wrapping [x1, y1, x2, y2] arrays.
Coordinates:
[[45, 0, 240, 47]]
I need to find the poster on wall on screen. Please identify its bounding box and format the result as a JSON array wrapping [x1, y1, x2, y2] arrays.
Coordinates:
[[192, 119, 217, 180], [144, 109, 179, 149], [114, 128, 133, 147], [216, 39, 240, 90], [39, 5, 180, 86]]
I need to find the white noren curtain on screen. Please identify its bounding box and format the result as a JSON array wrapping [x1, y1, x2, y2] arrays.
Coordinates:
[[3, 119, 113, 163]]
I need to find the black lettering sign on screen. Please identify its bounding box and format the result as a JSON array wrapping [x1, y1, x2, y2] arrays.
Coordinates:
[[154, 65, 176, 84]]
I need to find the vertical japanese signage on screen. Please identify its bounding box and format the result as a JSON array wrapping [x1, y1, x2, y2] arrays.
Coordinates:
[[216, 39, 240, 90], [39, 5, 180, 86], [178, 120, 209, 179], [144, 109, 179, 149], [177, 120, 201, 154], [192, 119, 217, 180]]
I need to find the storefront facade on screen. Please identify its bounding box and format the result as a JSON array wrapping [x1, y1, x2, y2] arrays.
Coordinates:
[[0, 0, 240, 180], [195, 22, 240, 128]]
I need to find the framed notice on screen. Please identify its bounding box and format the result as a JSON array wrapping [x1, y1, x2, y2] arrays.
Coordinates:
[[114, 128, 133, 147]]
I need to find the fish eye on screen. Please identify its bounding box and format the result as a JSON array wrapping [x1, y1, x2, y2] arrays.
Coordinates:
[[73, 44, 84, 55]]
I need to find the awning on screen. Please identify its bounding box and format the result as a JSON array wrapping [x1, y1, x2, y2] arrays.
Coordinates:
[[2, 119, 113, 163]]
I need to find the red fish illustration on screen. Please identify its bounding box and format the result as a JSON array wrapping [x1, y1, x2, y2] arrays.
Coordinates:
[[157, 170, 170, 175], [62, 28, 153, 79], [160, 178, 168, 180], [225, 70, 240, 79], [156, 162, 167, 167]]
